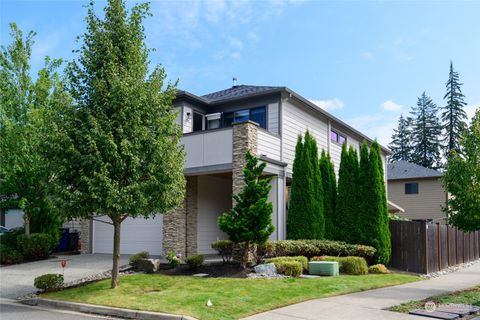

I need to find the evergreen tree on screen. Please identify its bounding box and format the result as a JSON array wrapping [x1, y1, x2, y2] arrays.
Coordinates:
[[319, 150, 336, 240], [388, 115, 413, 162], [443, 109, 480, 231], [218, 151, 274, 268], [410, 92, 442, 169], [334, 145, 359, 243], [356, 141, 371, 245], [442, 61, 468, 157], [47, 0, 185, 288], [287, 131, 324, 239]]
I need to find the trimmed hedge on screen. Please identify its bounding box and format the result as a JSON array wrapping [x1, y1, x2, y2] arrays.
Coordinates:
[[265, 256, 308, 271], [274, 260, 303, 277], [211, 240, 234, 263], [368, 264, 389, 274], [129, 251, 150, 269], [186, 254, 204, 270], [312, 256, 368, 275], [270, 240, 376, 259], [0, 244, 23, 265], [34, 273, 64, 292], [17, 233, 54, 260]]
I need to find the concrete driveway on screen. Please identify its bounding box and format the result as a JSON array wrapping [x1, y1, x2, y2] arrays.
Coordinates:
[[0, 254, 129, 299]]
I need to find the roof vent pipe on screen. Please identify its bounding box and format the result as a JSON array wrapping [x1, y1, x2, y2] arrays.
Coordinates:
[[232, 77, 237, 87]]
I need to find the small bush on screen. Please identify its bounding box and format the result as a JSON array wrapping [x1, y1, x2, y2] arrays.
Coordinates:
[[255, 242, 275, 264], [275, 260, 303, 277], [369, 264, 390, 274], [0, 228, 24, 250], [34, 273, 64, 292], [311, 256, 368, 275], [17, 233, 54, 260], [265, 256, 308, 271], [186, 254, 204, 270], [0, 244, 23, 265], [211, 240, 234, 263], [269, 240, 376, 260], [129, 251, 150, 269], [167, 250, 181, 268]]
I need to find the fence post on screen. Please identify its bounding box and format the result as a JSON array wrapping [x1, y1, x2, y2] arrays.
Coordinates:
[[423, 221, 428, 274], [446, 224, 451, 266], [437, 223, 441, 270]]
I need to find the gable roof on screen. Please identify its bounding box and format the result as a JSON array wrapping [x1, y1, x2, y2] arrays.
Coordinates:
[[387, 161, 443, 180], [201, 85, 283, 103]]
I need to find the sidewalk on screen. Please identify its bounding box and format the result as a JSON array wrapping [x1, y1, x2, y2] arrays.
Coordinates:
[[243, 261, 480, 320]]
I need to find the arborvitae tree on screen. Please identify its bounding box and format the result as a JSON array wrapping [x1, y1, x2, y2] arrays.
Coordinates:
[[320, 150, 336, 240], [218, 151, 274, 268], [305, 131, 324, 239], [47, 0, 185, 288], [287, 131, 324, 239], [368, 142, 391, 264], [442, 61, 468, 157], [356, 141, 371, 245], [389, 114, 413, 163], [443, 109, 480, 231], [334, 145, 359, 243], [410, 92, 442, 169]]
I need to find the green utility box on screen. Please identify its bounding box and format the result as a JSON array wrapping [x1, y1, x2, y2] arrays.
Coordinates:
[[308, 261, 339, 276]]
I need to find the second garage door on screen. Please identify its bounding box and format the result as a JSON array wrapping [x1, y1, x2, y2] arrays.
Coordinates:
[[93, 215, 163, 255]]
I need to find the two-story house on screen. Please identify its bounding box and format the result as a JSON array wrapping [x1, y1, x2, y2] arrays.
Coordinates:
[[83, 84, 391, 257]]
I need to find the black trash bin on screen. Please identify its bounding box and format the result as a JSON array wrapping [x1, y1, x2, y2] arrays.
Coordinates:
[[69, 231, 79, 253], [58, 228, 70, 252]]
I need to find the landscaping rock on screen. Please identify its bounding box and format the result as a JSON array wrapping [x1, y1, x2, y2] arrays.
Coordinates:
[[247, 273, 287, 279], [254, 263, 277, 276], [137, 258, 161, 273], [192, 273, 209, 277], [300, 274, 320, 278]]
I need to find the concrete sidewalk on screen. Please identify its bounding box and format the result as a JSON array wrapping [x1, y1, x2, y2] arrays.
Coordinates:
[[244, 261, 480, 320]]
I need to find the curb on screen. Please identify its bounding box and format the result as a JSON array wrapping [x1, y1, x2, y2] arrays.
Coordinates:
[[21, 298, 197, 320]]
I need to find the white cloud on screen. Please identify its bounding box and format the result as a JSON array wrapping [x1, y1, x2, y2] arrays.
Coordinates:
[[381, 100, 404, 112], [309, 98, 344, 112], [465, 104, 479, 121], [361, 52, 374, 60]]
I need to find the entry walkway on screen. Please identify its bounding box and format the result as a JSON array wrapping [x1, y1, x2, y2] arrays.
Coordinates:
[[244, 262, 480, 320]]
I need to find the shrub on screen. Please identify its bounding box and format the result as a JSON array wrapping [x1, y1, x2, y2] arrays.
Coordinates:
[[0, 228, 24, 250], [269, 240, 375, 259], [186, 254, 204, 270], [167, 250, 181, 268], [254, 242, 275, 264], [369, 264, 390, 274], [17, 233, 54, 260], [211, 240, 234, 263], [0, 244, 23, 265], [129, 251, 150, 269], [265, 256, 308, 271], [34, 273, 64, 292], [311, 256, 368, 275], [275, 260, 302, 277]]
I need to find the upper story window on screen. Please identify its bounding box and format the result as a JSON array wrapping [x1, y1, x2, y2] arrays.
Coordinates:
[[193, 112, 203, 132], [222, 106, 267, 129], [330, 129, 346, 145], [405, 182, 419, 194]]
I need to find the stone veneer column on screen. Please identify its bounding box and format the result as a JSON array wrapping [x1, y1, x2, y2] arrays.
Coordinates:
[[232, 121, 259, 198], [79, 219, 91, 254], [162, 176, 198, 258]]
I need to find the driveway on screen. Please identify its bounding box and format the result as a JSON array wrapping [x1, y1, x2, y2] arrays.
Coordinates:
[[0, 254, 129, 299]]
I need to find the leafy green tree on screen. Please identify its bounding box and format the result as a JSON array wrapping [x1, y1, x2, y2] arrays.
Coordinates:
[[319, 150, 336, 240], [47, 0, 185, 288], [0, 23, 66, 240], [287, 131, 324, 239], [218, 151, 274, 268], [410, 92, 442, 169], [442, 61, 468, 157], [334, 144, 359, 243], [443, 109, 480, 231], [389, 114, 413, 163]]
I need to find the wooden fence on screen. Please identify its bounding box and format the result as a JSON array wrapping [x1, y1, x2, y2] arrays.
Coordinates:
[[389, 220, 480, 274]]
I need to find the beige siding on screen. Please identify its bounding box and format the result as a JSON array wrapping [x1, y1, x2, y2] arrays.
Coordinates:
[[388, 178, 447, 222], [268, 102, 280, 135], [257, 129, 281, 161]]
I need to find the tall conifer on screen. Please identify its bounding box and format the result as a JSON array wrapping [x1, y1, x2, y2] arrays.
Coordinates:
[[320, 150, 336, 240], [389, 115, 413, 162]]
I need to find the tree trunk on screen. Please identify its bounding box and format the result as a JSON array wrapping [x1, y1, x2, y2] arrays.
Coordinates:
[[241, 241, 250, 269], [111, 218, 121, 289], [24, 213, 30, 236]]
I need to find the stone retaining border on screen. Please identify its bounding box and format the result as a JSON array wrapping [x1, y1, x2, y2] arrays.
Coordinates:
[[21, 298, 198, 320]]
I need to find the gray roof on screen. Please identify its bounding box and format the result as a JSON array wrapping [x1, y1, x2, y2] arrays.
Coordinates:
[[201, 85, 283, 102], [387, 161, 443, 180]]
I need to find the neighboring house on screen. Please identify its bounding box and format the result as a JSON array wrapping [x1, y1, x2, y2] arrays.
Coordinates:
[[0, 209, 24, 229], [387, 161, 447, 223], [69, 84, 391, 256]]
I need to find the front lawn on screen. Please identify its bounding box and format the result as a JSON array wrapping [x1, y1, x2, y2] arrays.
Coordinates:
[[390, 286, 480, 313], [44, 273, 419, 320]]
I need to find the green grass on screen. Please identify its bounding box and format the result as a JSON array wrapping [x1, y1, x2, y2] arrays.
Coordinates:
[[390, 286, 480, 313], [44, 273, 418, 320]]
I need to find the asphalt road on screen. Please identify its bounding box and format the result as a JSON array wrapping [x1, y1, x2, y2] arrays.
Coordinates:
[[0, 299, 120, 320]]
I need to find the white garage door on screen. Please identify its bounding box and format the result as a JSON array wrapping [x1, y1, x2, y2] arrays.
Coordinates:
[[93, 215, 163, 255]]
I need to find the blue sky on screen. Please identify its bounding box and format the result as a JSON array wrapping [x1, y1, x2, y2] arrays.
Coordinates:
[[1, 0, 479, 145]]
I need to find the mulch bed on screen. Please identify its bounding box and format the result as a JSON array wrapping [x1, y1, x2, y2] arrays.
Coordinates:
[[156, 262, 251, 278]]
